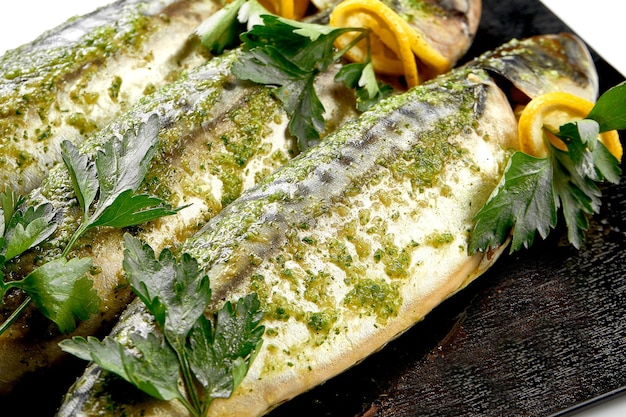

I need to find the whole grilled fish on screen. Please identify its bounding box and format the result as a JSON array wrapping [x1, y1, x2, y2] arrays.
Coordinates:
[[0, 0, 221, 195], [56, 33, 598, 416]]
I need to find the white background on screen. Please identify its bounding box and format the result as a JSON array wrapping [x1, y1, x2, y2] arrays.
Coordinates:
[[0, 0, 624, 415], [0, 1, 114, 55], [540, 0, 625, 77]]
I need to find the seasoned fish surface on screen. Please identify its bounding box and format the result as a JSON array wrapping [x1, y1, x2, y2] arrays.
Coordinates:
[[0, 51, 357, 397], [57, 33, 599, 417], [0, 0, 220, 194]]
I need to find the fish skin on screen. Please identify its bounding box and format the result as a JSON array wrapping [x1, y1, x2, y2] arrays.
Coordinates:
[[0, 48, 358, 398], [467, 32, 599, 101], [55, 33, 598, 417], [389, 0, 482, 72], [0, 0, 221, 195]]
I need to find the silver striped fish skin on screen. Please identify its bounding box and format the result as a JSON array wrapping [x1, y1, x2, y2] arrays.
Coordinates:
[[467, 32, 599, 101], [57, 33, 598, 417], [0, 50, 358, 397], [0, 0, 220, 195]]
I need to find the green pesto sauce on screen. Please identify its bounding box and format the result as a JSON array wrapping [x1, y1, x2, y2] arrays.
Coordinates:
[[210, 152, 244, 207], [108, 76, 123, 101], [252, 272, 338, 337], [142, 83, 156, 96], [303, 270, 336, 308], [327, 238, 353, 271], [425, 231, 455, 248], [343, 278, 400, 323], [366, 215, 388, 237], [67, 112, 98, 135], [207, 87, 281, 206], [382, 94, 474, 193], [250, 248, 342, 339], [387, 123, 466, 191], [373, 237, 411, 279], [250, 217, 408, 341]]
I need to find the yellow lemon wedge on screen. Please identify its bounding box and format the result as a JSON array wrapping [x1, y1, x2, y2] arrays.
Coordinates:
[[518, 91, 623, 161], [258, 0, 310, 20], [329, 0, 447, 88]]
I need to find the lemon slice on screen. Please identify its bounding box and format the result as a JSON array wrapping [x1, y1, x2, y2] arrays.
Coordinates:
[[329, 0, 448, 88], [518, 91, 622, 161], [258, 0, 310, 19]]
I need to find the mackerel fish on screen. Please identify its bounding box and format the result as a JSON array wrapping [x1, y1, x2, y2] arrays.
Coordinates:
[[0, 49, 358, 399], [0, 0, 221, 194], [57, 32, 599, 417]]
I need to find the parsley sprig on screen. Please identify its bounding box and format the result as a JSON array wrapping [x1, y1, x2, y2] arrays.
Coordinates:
[[233, 14, 391, 150], [196, 0, 392, 151], [60, 234, 264, 417], [469, 83, 626, 254], [60, 114, 180, 252], [0, 115, 179, 335]]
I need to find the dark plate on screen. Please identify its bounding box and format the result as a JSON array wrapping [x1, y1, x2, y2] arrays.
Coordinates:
[[3, 0, 623, 415], [267, 0, 626, 416]]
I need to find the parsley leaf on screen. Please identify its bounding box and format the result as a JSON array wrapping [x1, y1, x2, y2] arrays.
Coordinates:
[[61, 114, 179, 254], [551, 149, 598, 249], [19, 256, 99, 333], [60, 139, 98, 222], [468, 152, 557, 253], [587, 81, 626, 131], [187, 294, 264, 401], [335, 62, 393, 112], [233, 16, 350, 150], [123, 234, 212, 352], [59, 334, 126, 375], [61, 333, 184, 402], [0, 190, 20, 237], [62, 235, 265, 415], [88, 190, 179, 229], [288, 76, 326, 149], [232, 14, 378, 151], [469, 84, 623, 254], [1, 200, 58, 261], [200, 5, 392, 151], [91, 114, 160, 224], [592, 136, 622, 183], [121, 333, 184, 402]]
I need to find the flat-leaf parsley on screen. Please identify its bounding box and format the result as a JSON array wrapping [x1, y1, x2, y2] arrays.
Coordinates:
[[469, 83, 625, 254]]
